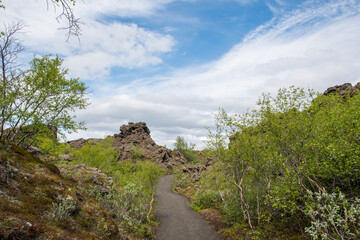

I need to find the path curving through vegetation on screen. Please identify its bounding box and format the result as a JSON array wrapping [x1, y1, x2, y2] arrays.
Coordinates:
[[155, 175, 221, 240]]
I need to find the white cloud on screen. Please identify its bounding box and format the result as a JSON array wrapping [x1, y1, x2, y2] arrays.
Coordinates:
[[67, 0, 360, 148], [1, 0, 176, 80], [2, 0, 360, 149], [266, 1, 281, 15], [64, 21, 175, 79]]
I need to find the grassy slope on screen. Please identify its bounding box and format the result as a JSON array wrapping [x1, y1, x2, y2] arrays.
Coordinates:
[[0, 141, 158, 240]]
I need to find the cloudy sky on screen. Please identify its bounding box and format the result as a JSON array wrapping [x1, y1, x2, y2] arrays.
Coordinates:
[[2, 0, 360, 148]]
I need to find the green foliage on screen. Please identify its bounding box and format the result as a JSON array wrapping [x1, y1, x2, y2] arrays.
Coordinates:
[[91, 183, 152, 236], [0, 52, 88, 148], [305, 191, 360, 240], [35, 135, 70, 155], [206, 86, 360, 235], [174, 136, 197, 162], [51, 196, 77, 221], [130, 144, 145, 160], [72, 137, 119, 171], [96, 217, 115, 238], [306, 93, 360, 194], [171, 169, 191, 190], [192, 189, 221, 212], [72, 137, 161, 193], [71, 137, 162, 237]]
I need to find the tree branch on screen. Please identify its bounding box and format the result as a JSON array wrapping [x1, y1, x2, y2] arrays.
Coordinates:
[[47, 0, 82, 40]]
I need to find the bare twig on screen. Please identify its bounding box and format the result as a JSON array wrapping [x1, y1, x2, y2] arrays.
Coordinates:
[[0, 22, 25, 139], [46, 0, 82, 40], [147, 192, 154, 222], [234, 178, 253, 228]]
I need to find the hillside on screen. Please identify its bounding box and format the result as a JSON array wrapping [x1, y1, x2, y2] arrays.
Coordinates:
[[0, 122, 190, 239], [0, 142, 125, 239], [1, 83, 359, 240]]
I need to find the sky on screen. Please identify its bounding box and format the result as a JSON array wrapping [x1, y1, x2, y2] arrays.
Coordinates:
[[1, 0, 360, 149]]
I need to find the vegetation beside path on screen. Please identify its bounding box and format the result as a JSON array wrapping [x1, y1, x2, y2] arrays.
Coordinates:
[[0, 134, 162, 239], [172, 85, 360, 240]]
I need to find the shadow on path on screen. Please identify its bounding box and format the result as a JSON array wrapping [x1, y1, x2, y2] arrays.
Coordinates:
[[155, 175, 221, 240]]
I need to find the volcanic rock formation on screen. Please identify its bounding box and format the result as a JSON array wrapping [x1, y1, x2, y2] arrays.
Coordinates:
[[67, 122, 189, 170], [323, 82, 360, 97], [112, 122, 188, 170]]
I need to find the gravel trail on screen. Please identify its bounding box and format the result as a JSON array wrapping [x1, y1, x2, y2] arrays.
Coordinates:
[[155, 175, 221, 240]]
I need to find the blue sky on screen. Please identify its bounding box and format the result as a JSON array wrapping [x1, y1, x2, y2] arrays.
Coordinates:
[[2, 0, 360, 148], [90, 0, 307, 84]]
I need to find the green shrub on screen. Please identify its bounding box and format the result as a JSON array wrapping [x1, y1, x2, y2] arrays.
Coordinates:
[[70, 137, 162, 237], [192, 189, 221, 211], [130, 145, 145, 160], [207, 86, 360, 232], [305, 190, 360, 240], [51, 196, 77, 221], [171, 169, 190, 190], [220, 187, 244, 225], [72, 136, 119, 171], [36, 136, 70, 155], [174, 136, 197, 162]]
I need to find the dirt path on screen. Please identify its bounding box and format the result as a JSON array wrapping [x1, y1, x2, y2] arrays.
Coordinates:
[[155, 175, 221, 240]]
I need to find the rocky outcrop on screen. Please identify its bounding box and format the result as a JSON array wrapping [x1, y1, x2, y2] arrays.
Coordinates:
[[323, 82, 360, 97], [0, 160, 11, 184], [181, 155, 216, 182], [67, 138, 103, 150], [67, 138, 88, 149], [65, 122, 189, 170], [112, 122, 188, 169]]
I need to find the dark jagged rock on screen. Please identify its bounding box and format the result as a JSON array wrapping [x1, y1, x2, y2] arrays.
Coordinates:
[[67, 138, 103, 150], [181, 156, 215, 182], [60, 164, 113, 196], [66, 122, 189, 170], [119, 122, 151, 138], [323, 82, 360, 97], [67, 138, 87, 149], [0, 160, 10, 184], [112, 122, 188, 170]]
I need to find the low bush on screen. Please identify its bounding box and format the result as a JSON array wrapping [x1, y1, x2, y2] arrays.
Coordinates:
[[70, 137, 162, 237], [174, 136, 197, 163], [305, 190, 360, 240], [171, 169, 191, 190], [72, 137, 119, 171], [192, 189, 221, 211], [130, 144, 145, 160], [35, 135, 71, 155], [51, 196, 77, 221]]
